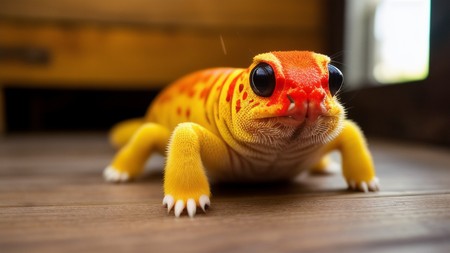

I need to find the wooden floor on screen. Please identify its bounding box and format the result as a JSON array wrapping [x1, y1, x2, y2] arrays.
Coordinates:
[[1, 133, 449, 253]]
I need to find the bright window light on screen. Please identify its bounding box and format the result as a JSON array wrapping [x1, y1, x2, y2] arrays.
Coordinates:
[[373, 0, 430, 83]]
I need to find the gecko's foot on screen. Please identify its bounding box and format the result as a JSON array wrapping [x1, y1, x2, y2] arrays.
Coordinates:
[[103, 166, 131, 183], [163, 194, 210, 218], [347, 177, 380, 192]]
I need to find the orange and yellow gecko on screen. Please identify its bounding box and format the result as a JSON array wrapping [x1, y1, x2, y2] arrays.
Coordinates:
[[104, 51, 379, 217]]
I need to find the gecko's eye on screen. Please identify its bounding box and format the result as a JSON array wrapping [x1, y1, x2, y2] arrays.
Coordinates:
[[328, 64, 344, 96], [250, 63, 276, 97]]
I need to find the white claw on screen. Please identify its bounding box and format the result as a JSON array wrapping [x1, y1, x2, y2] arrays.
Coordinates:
[[199, 195, 210, 212], [174, 200, 185, 217], [369, 177, 380, 191], [360, 182, 369, 193], [348, 180, 356, 190], [103, 166, 113, 181], [187, 199, 197, 218], [163, 195, 175, 212], [119, 172, 129, 182], [103, 166, 130, 183]]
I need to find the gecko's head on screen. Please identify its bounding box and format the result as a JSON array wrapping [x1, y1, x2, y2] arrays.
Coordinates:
[[233, 51, 345, 145]]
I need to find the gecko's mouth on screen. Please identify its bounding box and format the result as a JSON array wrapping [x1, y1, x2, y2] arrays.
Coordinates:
[[255, 103, 305, 126], [275, 115, 305, 126], [253, 94, 330, 127], [273, 99, 308, 126], [256, 114, 305, 128], [282, 95, 328, 123]]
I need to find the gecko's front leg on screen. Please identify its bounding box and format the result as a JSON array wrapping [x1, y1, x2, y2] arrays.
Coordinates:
[[325, 120, 380, 192], [163, 122, 231, 218]]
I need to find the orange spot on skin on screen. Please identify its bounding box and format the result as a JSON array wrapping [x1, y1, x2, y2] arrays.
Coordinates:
[[249, 99, 254, 103], [178, 78, 196, 94], [243, 92, 248, 100], [186, 108, 191, 118], [236, 99, 241, 113], [158, 94, 172, 104], [226, 76, 240, 102], [188, 89, 196, 98], [200, 86, 213, 103], [251, 102, 260, 109], [177, 107, 182, 116]]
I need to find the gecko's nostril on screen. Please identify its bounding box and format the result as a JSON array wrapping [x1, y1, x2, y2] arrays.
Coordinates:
[[287, 94, 295, 103], [287, 95, 296, 112]]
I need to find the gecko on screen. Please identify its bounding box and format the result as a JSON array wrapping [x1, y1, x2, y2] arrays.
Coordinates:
[[103, 51, 379, 217]]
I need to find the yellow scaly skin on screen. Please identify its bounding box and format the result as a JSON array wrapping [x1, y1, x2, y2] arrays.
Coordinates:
[[104, 51, 379, 218]]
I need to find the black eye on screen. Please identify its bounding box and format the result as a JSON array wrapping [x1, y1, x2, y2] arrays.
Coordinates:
[[250, 63, 276, 97], [328, 64, 344, 96]]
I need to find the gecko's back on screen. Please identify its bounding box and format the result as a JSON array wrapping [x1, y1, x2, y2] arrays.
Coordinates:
[[146, 67, 243, 136]]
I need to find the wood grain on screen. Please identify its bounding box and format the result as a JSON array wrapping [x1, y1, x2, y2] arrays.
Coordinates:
[[0, 21, 324, 88], [0, 0, 323, 29], [0, 0, 327, 88], [0, 134, 449, 253]]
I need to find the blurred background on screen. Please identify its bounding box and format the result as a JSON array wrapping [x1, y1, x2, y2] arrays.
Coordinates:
[[0, 0, 448, 146]]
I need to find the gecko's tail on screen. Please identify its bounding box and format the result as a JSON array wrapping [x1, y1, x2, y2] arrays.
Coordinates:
[[109, 118, 144, 148]]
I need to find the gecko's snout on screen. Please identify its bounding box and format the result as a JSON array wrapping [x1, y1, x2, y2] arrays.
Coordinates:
[[284, 94, 326, 123]]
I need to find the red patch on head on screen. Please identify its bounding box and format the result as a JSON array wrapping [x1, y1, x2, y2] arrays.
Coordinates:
[[239, 84, 244, 93], [243, 92, 248, 100], [266, 51, 330, 115]]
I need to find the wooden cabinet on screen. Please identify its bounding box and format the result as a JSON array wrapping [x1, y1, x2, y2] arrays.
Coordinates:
[[0, 0, 335, 132]]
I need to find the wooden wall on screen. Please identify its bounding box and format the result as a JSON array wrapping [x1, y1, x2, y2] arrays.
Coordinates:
[[0, 0, 332, 88], [0, 0, 341, 132]]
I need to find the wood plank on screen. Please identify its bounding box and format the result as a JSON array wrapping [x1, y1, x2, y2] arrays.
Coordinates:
[[0, 134, 449, 253], [0, 22, 324, 88], [0, 0, 323, 29]]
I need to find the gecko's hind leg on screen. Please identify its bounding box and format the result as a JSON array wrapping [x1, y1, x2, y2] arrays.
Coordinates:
[[311, 155, 341, 175], [104, 123, 170, 183]]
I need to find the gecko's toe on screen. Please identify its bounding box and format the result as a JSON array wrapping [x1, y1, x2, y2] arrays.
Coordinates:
[[359, 182, 369, 193], [347, 177, 380, 192], [368, 177, 380, 192], [163, 195, 175, 212], [187, 199, 197, 218], [163, 194, 211, 217], [174, 200, 185, 217], [199, 195, 211, 212], [348, 180, 356, 190], [103, 166, 130, 183]]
